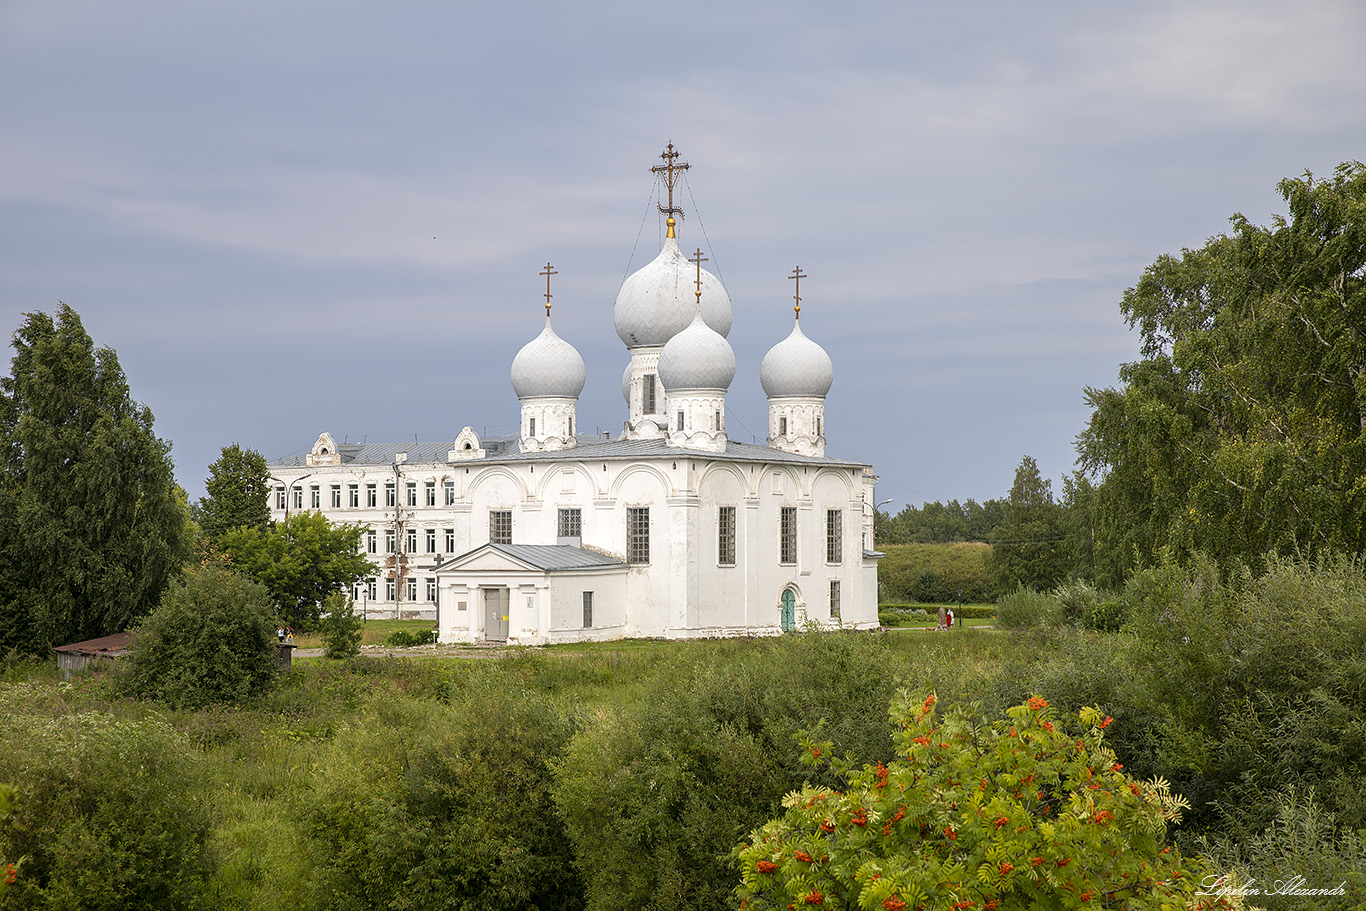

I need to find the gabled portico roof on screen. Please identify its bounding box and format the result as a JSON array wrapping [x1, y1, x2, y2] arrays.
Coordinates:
[[435, 543, 627, 574]]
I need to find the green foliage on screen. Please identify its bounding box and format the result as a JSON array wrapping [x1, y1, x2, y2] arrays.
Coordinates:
[[383, 628, 438, 647], [117, 563, 280, 709], [320, 592, 362, 660], [554, 632, 907, 911], [995, 585, 1063, 630], [0, 712, 213, 911], [876, 498, 1006, 545], [1078, 161, 1366, 586], [0, 303, 190, 655], [196, 443, 270, 541], [1052, 579, 1125, 631], [304, 673, 584, 911], [987, 455, 1071, 593], [1197, 788, 1366, 909], [737, 693, 1206, 911], [219, 510, 374, 629], [877, 543, 996, 604]]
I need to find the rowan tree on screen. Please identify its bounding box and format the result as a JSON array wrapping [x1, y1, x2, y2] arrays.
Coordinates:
[[0, 304, 189, 654], [737, 692, 1220, 911]]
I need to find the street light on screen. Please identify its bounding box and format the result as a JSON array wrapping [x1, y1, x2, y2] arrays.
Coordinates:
[[268, 473, 312, 520]]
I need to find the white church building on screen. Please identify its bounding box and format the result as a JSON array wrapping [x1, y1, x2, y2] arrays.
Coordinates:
[[266, 147, 882, 645]]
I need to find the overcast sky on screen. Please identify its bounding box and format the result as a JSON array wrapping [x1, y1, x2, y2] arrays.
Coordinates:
[[3, 0, 1364, 510]]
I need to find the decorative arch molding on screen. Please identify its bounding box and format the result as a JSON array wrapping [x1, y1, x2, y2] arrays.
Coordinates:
[[466, 465, 529, 501], [531, 461, 600, 500], [308, 432, 341, 467], [755, 464, 803, 500], [696, 461, 747, 497], [609, 462, 674, 500], [809, 466, 857, 500], [449, 426, 485, 461], [778, 582, 806, 632]]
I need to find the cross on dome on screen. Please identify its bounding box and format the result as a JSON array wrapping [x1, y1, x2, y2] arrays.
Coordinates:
[[691, 248, 708, 307], [540, 261, 557, 315], [652, 143, 690, 237], [789, 266, 806, 319]]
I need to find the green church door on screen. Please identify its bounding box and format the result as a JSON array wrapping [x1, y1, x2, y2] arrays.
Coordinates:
[[780, 589, 796, 632]]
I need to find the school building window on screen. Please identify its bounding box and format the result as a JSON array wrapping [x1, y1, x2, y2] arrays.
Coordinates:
[[330, 485, 341, 508], [347, 484, 359, 508], [366, 483, 377, 508], [425, 481, 436, 507]]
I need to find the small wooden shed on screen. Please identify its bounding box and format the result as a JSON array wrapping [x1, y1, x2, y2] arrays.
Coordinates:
[[53, 632, 134, 679]]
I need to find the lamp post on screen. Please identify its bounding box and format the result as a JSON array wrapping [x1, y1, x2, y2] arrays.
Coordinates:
[[268, 473, 312, 521]]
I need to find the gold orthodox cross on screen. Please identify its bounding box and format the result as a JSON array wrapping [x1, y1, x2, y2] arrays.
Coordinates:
[[652, 143, 690, 218], [789, 266, 806, 318], [691, 248, 709, 305], [540, 262, 557, 315]]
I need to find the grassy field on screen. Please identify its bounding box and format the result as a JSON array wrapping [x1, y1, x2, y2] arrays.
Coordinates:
[[289, 617, 436, 648]]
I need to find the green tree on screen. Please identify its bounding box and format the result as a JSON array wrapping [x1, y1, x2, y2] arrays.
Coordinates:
[[196, 443, 270, 540], [117, 563, 279, 709], [0, 304, 189, 654], [219, 511, 374, 629], [1078, 161, 1366, 586], [987, 456, 1069, 591], [320, 591, 362, 659], [736, 693, 1206, 911]]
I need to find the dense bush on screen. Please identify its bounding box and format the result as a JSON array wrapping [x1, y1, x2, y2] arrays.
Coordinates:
[[1053, 578, 1125, 630], [738, 692, 1206, 911], [384, 628, 438, 647], [305, 672, 582, 911], [117, 564, 280, 709], [995, 585, 1063, 629], [554, 632, 907, 911], [320, 592, 362, 659], [0, 711, 213, 910]]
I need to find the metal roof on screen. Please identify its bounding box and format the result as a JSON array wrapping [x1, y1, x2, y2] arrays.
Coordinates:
[[437, 543, 627, 573], [269, 434, 869, 470]]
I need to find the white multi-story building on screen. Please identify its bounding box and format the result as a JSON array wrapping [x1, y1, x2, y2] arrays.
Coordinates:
[[266, 150, 882, 644]]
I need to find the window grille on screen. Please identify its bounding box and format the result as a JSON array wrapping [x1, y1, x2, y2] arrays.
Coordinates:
[[490, 510, 512, 544], [718, 506, 736, 565], [830, 580, 841, 619], [627, 507, 650, 564], [826, 509, 843, 563], [780, 506, 797, 564], [558, 508, 582, 539], [582, 591, 594, 628]]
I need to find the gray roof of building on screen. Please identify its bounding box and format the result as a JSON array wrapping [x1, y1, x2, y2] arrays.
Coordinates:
[[439, 543, 627, 572], [269, 434, 870, 470]]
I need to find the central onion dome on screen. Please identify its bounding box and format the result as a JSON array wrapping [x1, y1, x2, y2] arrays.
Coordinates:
[[659, 310, 736, 391], [614, 229, 732, 349], [760, 320, 834, 398], [510, 317, 586, 399]]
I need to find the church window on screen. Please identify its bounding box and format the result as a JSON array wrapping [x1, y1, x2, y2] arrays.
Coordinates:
[[780, 506, 797, 565], [310, 485, 320, 509], [291, 486, 303, 510], [406, 577, 417, 602], [558, 508, 582, 539], [385, 482, 395, 507], [425, 481, 436, 507], [714, 410, 721, 431], [385, 578, 395, 601], [582, 591, 594, 628], [817, 417, 822, 437], [347, 484, 359, 508], [529, 417, 536, 436], [829, 580, 841, 619], [426, 577, 437, 603], [627, 507, 650, 564], [779, 416, 788, 436], [425, 528, 436, 553], [677, 410, 685, 430], [718, 506, 736, 566], [490, 510, 513, 544], [406, 482, 417, 507], [406, 528, 417, 553], [365, 529, 377, 554], [330, 485, 341, 508], [568, 417, 573, 436], [643, 374, 657, 413], [366, 483, 377, 508], [826, 510, 843, 563], [444, 480, 455, 505], [444, 528, 455, 552], [385, 529, 395, 553]]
